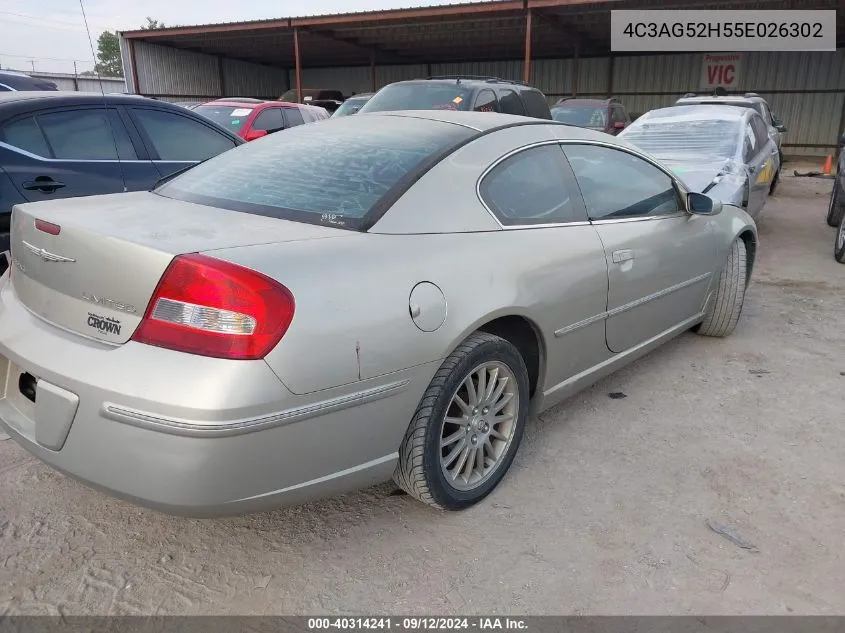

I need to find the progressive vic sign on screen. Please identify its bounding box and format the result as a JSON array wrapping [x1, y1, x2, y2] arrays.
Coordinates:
[[700, 53, 742, 90]]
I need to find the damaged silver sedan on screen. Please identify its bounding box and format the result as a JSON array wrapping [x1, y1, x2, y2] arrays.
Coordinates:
[[619, 104, 780, 219]]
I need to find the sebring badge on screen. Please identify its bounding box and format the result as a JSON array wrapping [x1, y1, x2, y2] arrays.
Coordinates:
[[82, 292, 137, 314]]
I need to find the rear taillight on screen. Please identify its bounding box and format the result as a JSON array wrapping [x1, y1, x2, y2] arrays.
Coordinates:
[[131, 254, 295, 360]]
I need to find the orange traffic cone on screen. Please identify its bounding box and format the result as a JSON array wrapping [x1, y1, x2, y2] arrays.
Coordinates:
[[823, 154, 833, 175]]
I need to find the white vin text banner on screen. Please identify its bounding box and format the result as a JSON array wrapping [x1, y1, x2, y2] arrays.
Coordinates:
[[611, 10, 836, 52]]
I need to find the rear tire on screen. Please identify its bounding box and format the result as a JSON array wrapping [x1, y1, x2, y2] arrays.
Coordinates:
[[835, 214, 845, 263], [826, 182, 845, 227], [394, 331, 529, 510], [696, 238, 748, 338]]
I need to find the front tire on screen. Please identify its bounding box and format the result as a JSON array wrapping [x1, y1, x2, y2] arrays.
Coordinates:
[[696, 238, 748, 338], [394, 331, 529, 510], [835, 214, 845, 263], [826, 182, 845, 227]]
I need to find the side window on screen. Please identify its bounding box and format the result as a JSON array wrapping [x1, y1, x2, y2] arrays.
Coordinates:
[[36, 109, 137, 160], [610, 107, 627, 124], [751, 116, 769, 149], [131, 108, 236, 161], [520, 90, 552, 119], [284, 108, 305, 128], [498, 89, 526, 116], [743, 123, 757, 160], [759, 103, 771, 125], [563, 144, 682, 220], [478, 144, 587, 226], [0, 116, 51, 156], [252, 108, 286, 133], [473, 89, 498, 113]]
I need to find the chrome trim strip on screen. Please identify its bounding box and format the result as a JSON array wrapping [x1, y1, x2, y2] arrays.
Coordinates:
[[553, 272, 712, 338], [0, 142, 200, 165], [101, 378, 412, 437], [606, 272, 712, 319], [554, 312, 607, 338], [592, 213, 687, 225], [545, 310, 707, 398]]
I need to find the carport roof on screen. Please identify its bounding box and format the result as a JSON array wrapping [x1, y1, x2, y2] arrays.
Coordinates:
[[120, 0, 843, 68]]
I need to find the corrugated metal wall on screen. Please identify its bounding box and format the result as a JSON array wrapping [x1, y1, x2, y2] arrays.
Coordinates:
[[223, 58, 289, 97], [121, 39, 289, 99], [124, 39, 845, 155], [25, 73, 126, 93]]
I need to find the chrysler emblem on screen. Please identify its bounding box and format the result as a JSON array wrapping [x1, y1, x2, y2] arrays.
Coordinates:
[[21, 240, 76, 263]]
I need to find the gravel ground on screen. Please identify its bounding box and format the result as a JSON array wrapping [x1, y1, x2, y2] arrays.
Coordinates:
[[1, 167, 844, 616]]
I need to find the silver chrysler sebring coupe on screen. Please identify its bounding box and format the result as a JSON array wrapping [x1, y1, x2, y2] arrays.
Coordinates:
[[0, 111, 757, 516]]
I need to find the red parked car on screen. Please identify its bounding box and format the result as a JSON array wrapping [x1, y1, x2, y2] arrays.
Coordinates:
[[193, 98, 329, 141]]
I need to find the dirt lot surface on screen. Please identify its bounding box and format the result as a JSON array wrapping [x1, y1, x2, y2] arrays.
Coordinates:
[[1, 167, 844, 616]]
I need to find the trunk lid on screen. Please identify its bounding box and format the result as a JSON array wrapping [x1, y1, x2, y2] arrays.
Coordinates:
[[10, 191, 350, 344]]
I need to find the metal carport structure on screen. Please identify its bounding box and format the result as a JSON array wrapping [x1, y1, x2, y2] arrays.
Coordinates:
[[119, 0, 845, 154]]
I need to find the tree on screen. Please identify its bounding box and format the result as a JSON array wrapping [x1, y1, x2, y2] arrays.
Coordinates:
[[94, 30, 123, 77], [141, 17, 166, 29], [93, 18, 165, 77]]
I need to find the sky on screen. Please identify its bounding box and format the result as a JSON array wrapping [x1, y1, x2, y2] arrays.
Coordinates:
[[0, 0, 476, 75]]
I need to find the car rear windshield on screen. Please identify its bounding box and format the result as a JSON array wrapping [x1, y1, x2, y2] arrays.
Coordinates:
[[621, 119, 741, 161], [154, 115, 474, 231], [551, 106, 607, 128], [360, 83, 474, 113], [193, 104, 255, 133], [332, 98, 369, 117]]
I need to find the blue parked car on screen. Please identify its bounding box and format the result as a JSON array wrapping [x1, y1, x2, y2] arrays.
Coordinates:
[[0, 92, 244, 272], [0, 70, 58, 92]]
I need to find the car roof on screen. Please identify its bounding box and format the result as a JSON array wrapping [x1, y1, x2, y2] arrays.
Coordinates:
[[0, 91, 164, 106], [357, 110, 627, 142], [637, 104, 752, 123], [386, 78, 539, 92], [553, 99, 609, 107], [201, 100, 301, 109], [677, 95, 763, 105]]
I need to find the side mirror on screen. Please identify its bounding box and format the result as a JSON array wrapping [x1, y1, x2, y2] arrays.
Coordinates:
[[244, 128, 269, 142], [773, 119, 786, 133], [687, 192, 723, 215], [613, 121, 625, 129]]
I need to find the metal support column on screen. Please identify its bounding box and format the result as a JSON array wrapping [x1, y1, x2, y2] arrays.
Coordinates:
[[129, 40, 140, 94], [523, 8, 533, 84], [370, 48, 377, 92], [294, 27, 303, 103]]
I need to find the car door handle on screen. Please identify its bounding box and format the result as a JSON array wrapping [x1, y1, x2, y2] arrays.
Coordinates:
[[612, 249, 634, 263], [22, 178, 66, 192]]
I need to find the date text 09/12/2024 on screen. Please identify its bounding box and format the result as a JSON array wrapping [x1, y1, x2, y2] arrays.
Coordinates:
[[307, 617, 529, 631]]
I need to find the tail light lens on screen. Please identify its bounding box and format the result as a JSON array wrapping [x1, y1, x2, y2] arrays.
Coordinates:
[[131, 253, 295, 360]]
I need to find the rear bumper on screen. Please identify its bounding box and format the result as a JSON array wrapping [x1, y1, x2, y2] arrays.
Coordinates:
[[0, 275, 434, 516]]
